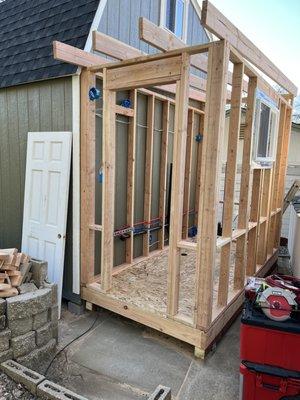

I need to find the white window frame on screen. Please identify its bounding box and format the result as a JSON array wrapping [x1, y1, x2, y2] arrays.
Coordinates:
[[160, 0, 189, 42], [251, 89, 279, 169]]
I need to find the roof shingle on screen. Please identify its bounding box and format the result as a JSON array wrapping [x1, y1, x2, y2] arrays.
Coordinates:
[[0, 0, 100, 88]]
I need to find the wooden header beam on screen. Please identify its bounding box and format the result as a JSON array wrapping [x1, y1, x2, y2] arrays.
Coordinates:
[[201, 0, 297, 96], [89, 41, 212, 72]]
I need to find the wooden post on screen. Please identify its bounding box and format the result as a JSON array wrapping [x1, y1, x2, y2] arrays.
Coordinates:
[[234, 77, 257, 289], [218, 62, 244, 306], [101, 68, 116, 292], [195, 41, 230, 329], [81, 69, 96, 285], [167, 52, 190, 317], [143, 95, 155, 256], [158, 101, 170, 249], [125, 90, 137, 264], [182, 109, 194, 239], [247, 169, 263, 275]]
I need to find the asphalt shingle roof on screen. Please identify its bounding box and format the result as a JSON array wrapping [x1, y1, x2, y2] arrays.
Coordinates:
[[0, 0, 100, 88]]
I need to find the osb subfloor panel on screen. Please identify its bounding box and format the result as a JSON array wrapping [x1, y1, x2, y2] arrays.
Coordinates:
[[109, 243, 238, 320]]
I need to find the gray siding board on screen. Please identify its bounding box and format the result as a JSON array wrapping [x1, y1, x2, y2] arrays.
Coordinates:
[[97, 0, 161, 55], [0, 77, 73, 300]]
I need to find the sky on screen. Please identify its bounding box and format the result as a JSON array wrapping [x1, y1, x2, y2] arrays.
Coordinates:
[[205, 0, 300, 102]]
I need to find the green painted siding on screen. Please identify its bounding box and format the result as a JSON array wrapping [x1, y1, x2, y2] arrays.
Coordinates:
[[0, 77, 73, 297]]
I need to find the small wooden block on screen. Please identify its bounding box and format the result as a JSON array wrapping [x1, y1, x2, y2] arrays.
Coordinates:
[[194, 347, 205, 359], [10, 275, 23, 287], [0, 288, 18, 298], [0, 283, 12, 291], [85, 301, 94, 311], [0, 252, 9, 261]]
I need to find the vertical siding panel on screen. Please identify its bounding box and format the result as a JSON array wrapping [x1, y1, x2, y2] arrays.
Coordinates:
[[39, 82, 52, 131], [51, 80, 65, 131], [119, 0, 130, 46], [98, 1, 108, 34], [28, 86, 40, 132], [140, 0, 151, 53], [17, 87, 29, 220], [0, 90, 9, 245], [6, 88, 22, 246], [107, 0, 119, 39], [64, 79, 72, 131], [129, 0, 140, 49]]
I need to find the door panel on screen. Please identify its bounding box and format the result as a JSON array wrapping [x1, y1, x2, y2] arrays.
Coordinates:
[[22, 132, 72, 316]]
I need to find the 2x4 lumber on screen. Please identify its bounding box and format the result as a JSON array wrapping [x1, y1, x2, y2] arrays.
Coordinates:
[[201, 1, 297, 96], [115, 104, 134, 117], [247, 169, 263, 275], [53, 40, 107, 68], [125, 90, 137, 264], [218, 62, 244, 307], [234, 77, 257, 289], [80, 69, 96, 285], [105, 56, 182, 90], [275, 105, 293, 247], [82, 284, 203, 348], [93, 32, 207, 102], [194, 113, 204, 226], [158, 101, 170, 249], [182, 110, 195, 239], [257, 169, 273, 264], [194, 41, 230, 329], [143, 95, 155, 257], [139, 17, 248, 92], [89, 41, 212, 72], [101, 69, 116, 292], [167, 53, 191, 317]]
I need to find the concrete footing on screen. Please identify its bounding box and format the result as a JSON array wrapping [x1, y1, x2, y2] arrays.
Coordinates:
[[1, 360, 171, 400]]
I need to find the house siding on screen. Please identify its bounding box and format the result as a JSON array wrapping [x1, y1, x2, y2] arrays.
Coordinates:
[[0, 76, 74, 299], [98, 0, 208, 53]]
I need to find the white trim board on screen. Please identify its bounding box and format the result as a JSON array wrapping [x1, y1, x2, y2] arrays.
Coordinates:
[[72, 75, 81, 295], [84, 0, 108, 52]]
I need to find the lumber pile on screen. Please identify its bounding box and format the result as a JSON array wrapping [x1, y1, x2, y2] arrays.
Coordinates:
[[0, 248, 31, 298]]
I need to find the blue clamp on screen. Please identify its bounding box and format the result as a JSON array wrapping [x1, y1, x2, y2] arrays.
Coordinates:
[[121, 99, 131, 108], [98, 167, 103, 183], [89, 87, 101, 101], [188, 225, 197, 238], [195, 134, 203, 143]]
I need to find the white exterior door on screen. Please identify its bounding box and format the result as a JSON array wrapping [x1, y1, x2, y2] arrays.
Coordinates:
[[22, 132, 72, 314]]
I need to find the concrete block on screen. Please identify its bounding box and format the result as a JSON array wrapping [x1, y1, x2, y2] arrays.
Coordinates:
[[0, 299, 6, 315], [148, 385, 171, 400], [31, 259, 48, 288], [0, 315, 6, 330], [11, 331, 36, 358], [36, 323, 52, 347], [17, 339, 56, 373], [0, 329, 11, 352], [6, 288, 52, 320], [68, 301, 85, 315], [0, 349, 13, 363], [19, 283, 38, 294], [33, 310, 48, 330], [43, 282, 58, 305], [37, 380, 90, 400], [8, 316, 33, 337], [1, 360, 45, 395]]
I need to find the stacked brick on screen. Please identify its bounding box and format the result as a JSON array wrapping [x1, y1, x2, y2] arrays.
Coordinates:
[[0, 282, 58, 372]]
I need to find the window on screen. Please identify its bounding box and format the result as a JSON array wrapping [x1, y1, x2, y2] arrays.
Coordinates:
[[252, 89, 279, 168], [163, 0, 187, 40]]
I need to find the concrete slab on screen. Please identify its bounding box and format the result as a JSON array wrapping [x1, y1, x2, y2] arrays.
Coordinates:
[[177, 319, 240, 400], [70, 316, 191, 395]]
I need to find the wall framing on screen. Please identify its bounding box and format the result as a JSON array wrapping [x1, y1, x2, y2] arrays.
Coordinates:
[[53, 1, 295, 357]]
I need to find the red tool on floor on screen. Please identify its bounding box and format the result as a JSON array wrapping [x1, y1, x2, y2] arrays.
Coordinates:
[[245, 274, 300, 321], [240, 274, 300, 399]]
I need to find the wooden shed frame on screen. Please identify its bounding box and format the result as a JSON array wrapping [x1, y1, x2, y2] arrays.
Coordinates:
[[53, 2, 296, 357]]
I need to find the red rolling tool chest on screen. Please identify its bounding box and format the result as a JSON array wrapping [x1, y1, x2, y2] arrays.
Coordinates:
[[240, 361, 300, 400], [240, 301, 300, 372]]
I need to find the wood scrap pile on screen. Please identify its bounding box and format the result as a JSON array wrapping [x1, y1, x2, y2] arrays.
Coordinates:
[[0, 248, 31, 298]]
